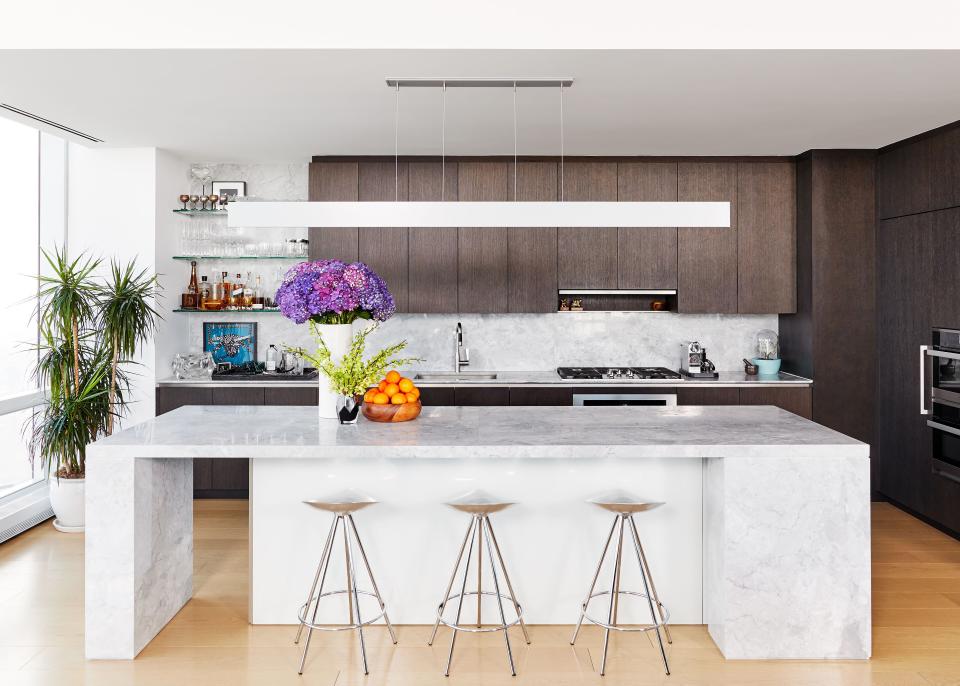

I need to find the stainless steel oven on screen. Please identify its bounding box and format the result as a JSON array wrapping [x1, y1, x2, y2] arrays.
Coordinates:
[[573, 393, 677, 407], [926, 327, 960, 407], [928, 400, 960, 484], [924, 328, 960, 483]]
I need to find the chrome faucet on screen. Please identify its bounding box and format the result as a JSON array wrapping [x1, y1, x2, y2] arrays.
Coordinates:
[[455, 322, 470, 373]]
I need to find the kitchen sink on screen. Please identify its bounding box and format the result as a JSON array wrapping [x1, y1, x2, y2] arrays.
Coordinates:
[[414, 372, 499, 382]]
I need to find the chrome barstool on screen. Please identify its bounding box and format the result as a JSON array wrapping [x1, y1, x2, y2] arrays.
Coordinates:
[[571, 490, 672, 676], [294, 490, 397, 675], [428, 490, 531, 676]]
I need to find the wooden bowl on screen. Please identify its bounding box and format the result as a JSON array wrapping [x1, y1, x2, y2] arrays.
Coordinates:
[[361, 399, 422, 423]]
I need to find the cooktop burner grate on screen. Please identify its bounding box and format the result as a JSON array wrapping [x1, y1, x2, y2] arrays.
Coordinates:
[[557, 366, 682, 380]]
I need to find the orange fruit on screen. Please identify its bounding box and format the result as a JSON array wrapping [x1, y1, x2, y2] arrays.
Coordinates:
[[398, 378, 414, 393], [378, 380, 388, 392], [363, 389, 377, 403], [408, 387, 420, 399], [391, 393, 405, 405], [405, 391, 418, 403], [384, 383, 400, 397], [373, 392, 389, 404], [385, 370, 401, 384]]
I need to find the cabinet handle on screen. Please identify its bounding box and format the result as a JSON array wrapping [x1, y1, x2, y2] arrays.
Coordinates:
[[928, 419, 960, 437], [921, 345, 931, 415]]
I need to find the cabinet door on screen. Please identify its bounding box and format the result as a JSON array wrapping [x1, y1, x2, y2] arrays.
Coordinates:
[[509, 386, 572, 406], [209, 387, 264, 495], [557, 161, 618, 288], [876, 215, 931, 512], [618, 162, 678, 289], [419, 386, 456, 406], [739, 386, 812, 420], [359, 161, 408, 311], [458, 161, 509, 313], [737, 162, 796, 313], [156, 387, 213, 491], [677, 387, 739, 406], [264, 386, 319, 405], [408, 162, 459, 312], [308, 161, 359, 262], [510, 161, 558, 312], [454, 387, 510, 406], [677, 162, 738, 313]]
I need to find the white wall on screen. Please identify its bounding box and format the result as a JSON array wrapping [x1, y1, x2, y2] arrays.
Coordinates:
[[67, 145, 163, 426]]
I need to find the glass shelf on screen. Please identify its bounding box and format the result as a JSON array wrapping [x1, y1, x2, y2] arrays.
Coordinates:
[[172, 209, 228, 217], [172, 255, 303, 261], [173, 308, 281, 314]]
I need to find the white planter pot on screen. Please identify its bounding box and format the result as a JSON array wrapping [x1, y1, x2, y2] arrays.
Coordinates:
[[315, 323, 354, 419], [48, 476, 85, 533]]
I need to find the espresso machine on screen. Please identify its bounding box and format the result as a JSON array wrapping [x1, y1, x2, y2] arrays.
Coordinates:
[[679, 341, 718, 379]]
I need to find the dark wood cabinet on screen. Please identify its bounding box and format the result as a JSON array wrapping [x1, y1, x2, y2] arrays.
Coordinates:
[[155, 387, 213, 491], [617, 162, 678, 289], [458, 161, 510, 313], [308, 161, 359, 262], [454, 386, 510, 406], [359, 161, 409, 312], [677, 387, 739, 406], [419, 386, 456, 406], [738, 386, 812, 420], [510, 161, 558, 312], [408, 161, 459, 313], [557, 161, 618, 288], [209, 387, 263, 497], [737, 162, 796, 314], [677, 162, 738, 313], [509, 386, 573, 406], [263, 386, 319, 405]]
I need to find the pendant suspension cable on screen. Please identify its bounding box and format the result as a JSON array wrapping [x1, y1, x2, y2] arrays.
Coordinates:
[[394, 83, 400, 202], [513, 81, 518, 199], [559, 81, 565, 201], [441, 81, 447, 202]]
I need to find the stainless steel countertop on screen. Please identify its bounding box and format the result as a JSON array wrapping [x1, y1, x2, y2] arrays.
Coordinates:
[[156, 370, 811, 388]]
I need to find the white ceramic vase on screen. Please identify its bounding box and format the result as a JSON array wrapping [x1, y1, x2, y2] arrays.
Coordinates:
[[315, 323, 354, 419], [48, 476, 85, 532]]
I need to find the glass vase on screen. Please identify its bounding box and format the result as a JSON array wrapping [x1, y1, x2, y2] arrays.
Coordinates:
[[336, 394, 363, 424]]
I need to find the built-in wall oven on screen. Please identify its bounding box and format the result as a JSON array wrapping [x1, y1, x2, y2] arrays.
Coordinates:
[[573, 393, 677, 407], [923, 327, 960, 484]]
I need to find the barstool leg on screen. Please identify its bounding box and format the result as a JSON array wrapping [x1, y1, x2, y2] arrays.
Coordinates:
[[345, 524, 354, 626], [445, 516, 479, 677], [482, 516, 517, 676], [486, 516, 531, 644], [600, 515, 626, 677], [628, 516, 672, 644], [628, 516, 670, 675], [346, 514, 398, 645], [298, 514, 340, 675], [571, 516, 618, 645], [429, 516, 476, 646], [295, 515, 338, 645], [344, 516, 369, 675]]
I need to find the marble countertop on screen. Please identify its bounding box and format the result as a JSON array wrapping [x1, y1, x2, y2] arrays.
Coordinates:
[[89, 404, 864, 460], [155, 370, 812, 388]]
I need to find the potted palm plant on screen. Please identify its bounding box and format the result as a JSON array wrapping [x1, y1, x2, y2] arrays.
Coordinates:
[[27, 249, 159, 532]]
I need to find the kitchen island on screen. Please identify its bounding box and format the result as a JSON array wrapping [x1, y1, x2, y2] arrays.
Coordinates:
[[85, 404, 869, 662]]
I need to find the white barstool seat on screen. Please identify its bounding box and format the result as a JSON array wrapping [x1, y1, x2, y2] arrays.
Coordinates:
[[571, 490, 672, 676], [428, 489, 530, 676], [295, 489, 396, 675]]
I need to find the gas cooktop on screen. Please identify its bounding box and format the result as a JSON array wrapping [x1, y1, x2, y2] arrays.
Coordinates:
[[557, 366, 683, 381]]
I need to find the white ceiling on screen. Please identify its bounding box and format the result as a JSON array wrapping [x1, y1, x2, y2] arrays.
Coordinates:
[[1, 50, 959, 162]]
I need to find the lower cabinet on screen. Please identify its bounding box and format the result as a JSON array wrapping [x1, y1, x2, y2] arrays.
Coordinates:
[[509, 387, 573, 406], [679, 386, 812, 419], [677, 387, 740, 406]]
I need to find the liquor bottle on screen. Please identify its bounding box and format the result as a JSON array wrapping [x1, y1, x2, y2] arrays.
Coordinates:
[[243, 271, 255, 309], [231, 273, 245, 310], [198, 275, 214, 310], [220, 272, 233, 310], [252, 273, 264, 310], [181, 260, 200, 309]]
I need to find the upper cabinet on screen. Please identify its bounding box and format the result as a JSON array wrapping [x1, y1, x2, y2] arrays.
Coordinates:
[[457, 161, 510, 313], [358, 161, 409, 312], [308, 161, 359, 262], [677, 162, 738, 313], [617, 162, 678, 289], [408, 161, 459, 313], [510, 161, 559, 312], [557, 161, 618, 289], [737, 162, 796, 314]]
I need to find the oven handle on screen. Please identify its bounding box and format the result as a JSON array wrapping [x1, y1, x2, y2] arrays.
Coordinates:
[[928, 348, 960, 361], [928, 419, 960, 437], [933, 467, 960, 485], [921, 345, 931, 415]]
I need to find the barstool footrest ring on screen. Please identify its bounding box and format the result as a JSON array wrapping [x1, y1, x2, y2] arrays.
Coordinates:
[[582, 590, 670, 633], [437, 590, 524, 633], [298, 589, 386, 632]]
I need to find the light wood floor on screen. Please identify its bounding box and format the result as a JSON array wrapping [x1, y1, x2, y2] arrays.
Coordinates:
[[0, 502, 959, 685]]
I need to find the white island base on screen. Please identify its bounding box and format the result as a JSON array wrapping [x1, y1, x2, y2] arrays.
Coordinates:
[[85, 405, 871, 661]]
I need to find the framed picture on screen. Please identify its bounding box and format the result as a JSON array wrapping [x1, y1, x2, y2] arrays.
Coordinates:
[[203, 322, 257, 365], [211, 180, 246, 200]]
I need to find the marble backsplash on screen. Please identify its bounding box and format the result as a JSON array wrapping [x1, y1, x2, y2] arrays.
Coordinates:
[[182, 311, 777, 373]]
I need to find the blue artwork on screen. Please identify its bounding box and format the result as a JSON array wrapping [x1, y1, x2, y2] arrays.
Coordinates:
[[203, 322, 257, 365]]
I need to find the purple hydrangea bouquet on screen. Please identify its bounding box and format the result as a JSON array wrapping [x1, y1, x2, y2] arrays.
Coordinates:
[[275, 259, 396, 325]]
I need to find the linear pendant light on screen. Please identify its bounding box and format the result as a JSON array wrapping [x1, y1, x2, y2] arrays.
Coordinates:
[[227, 78, 730, 230]]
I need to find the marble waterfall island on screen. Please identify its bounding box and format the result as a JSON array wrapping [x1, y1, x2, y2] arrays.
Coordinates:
[[85, 405, 870, 661]]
